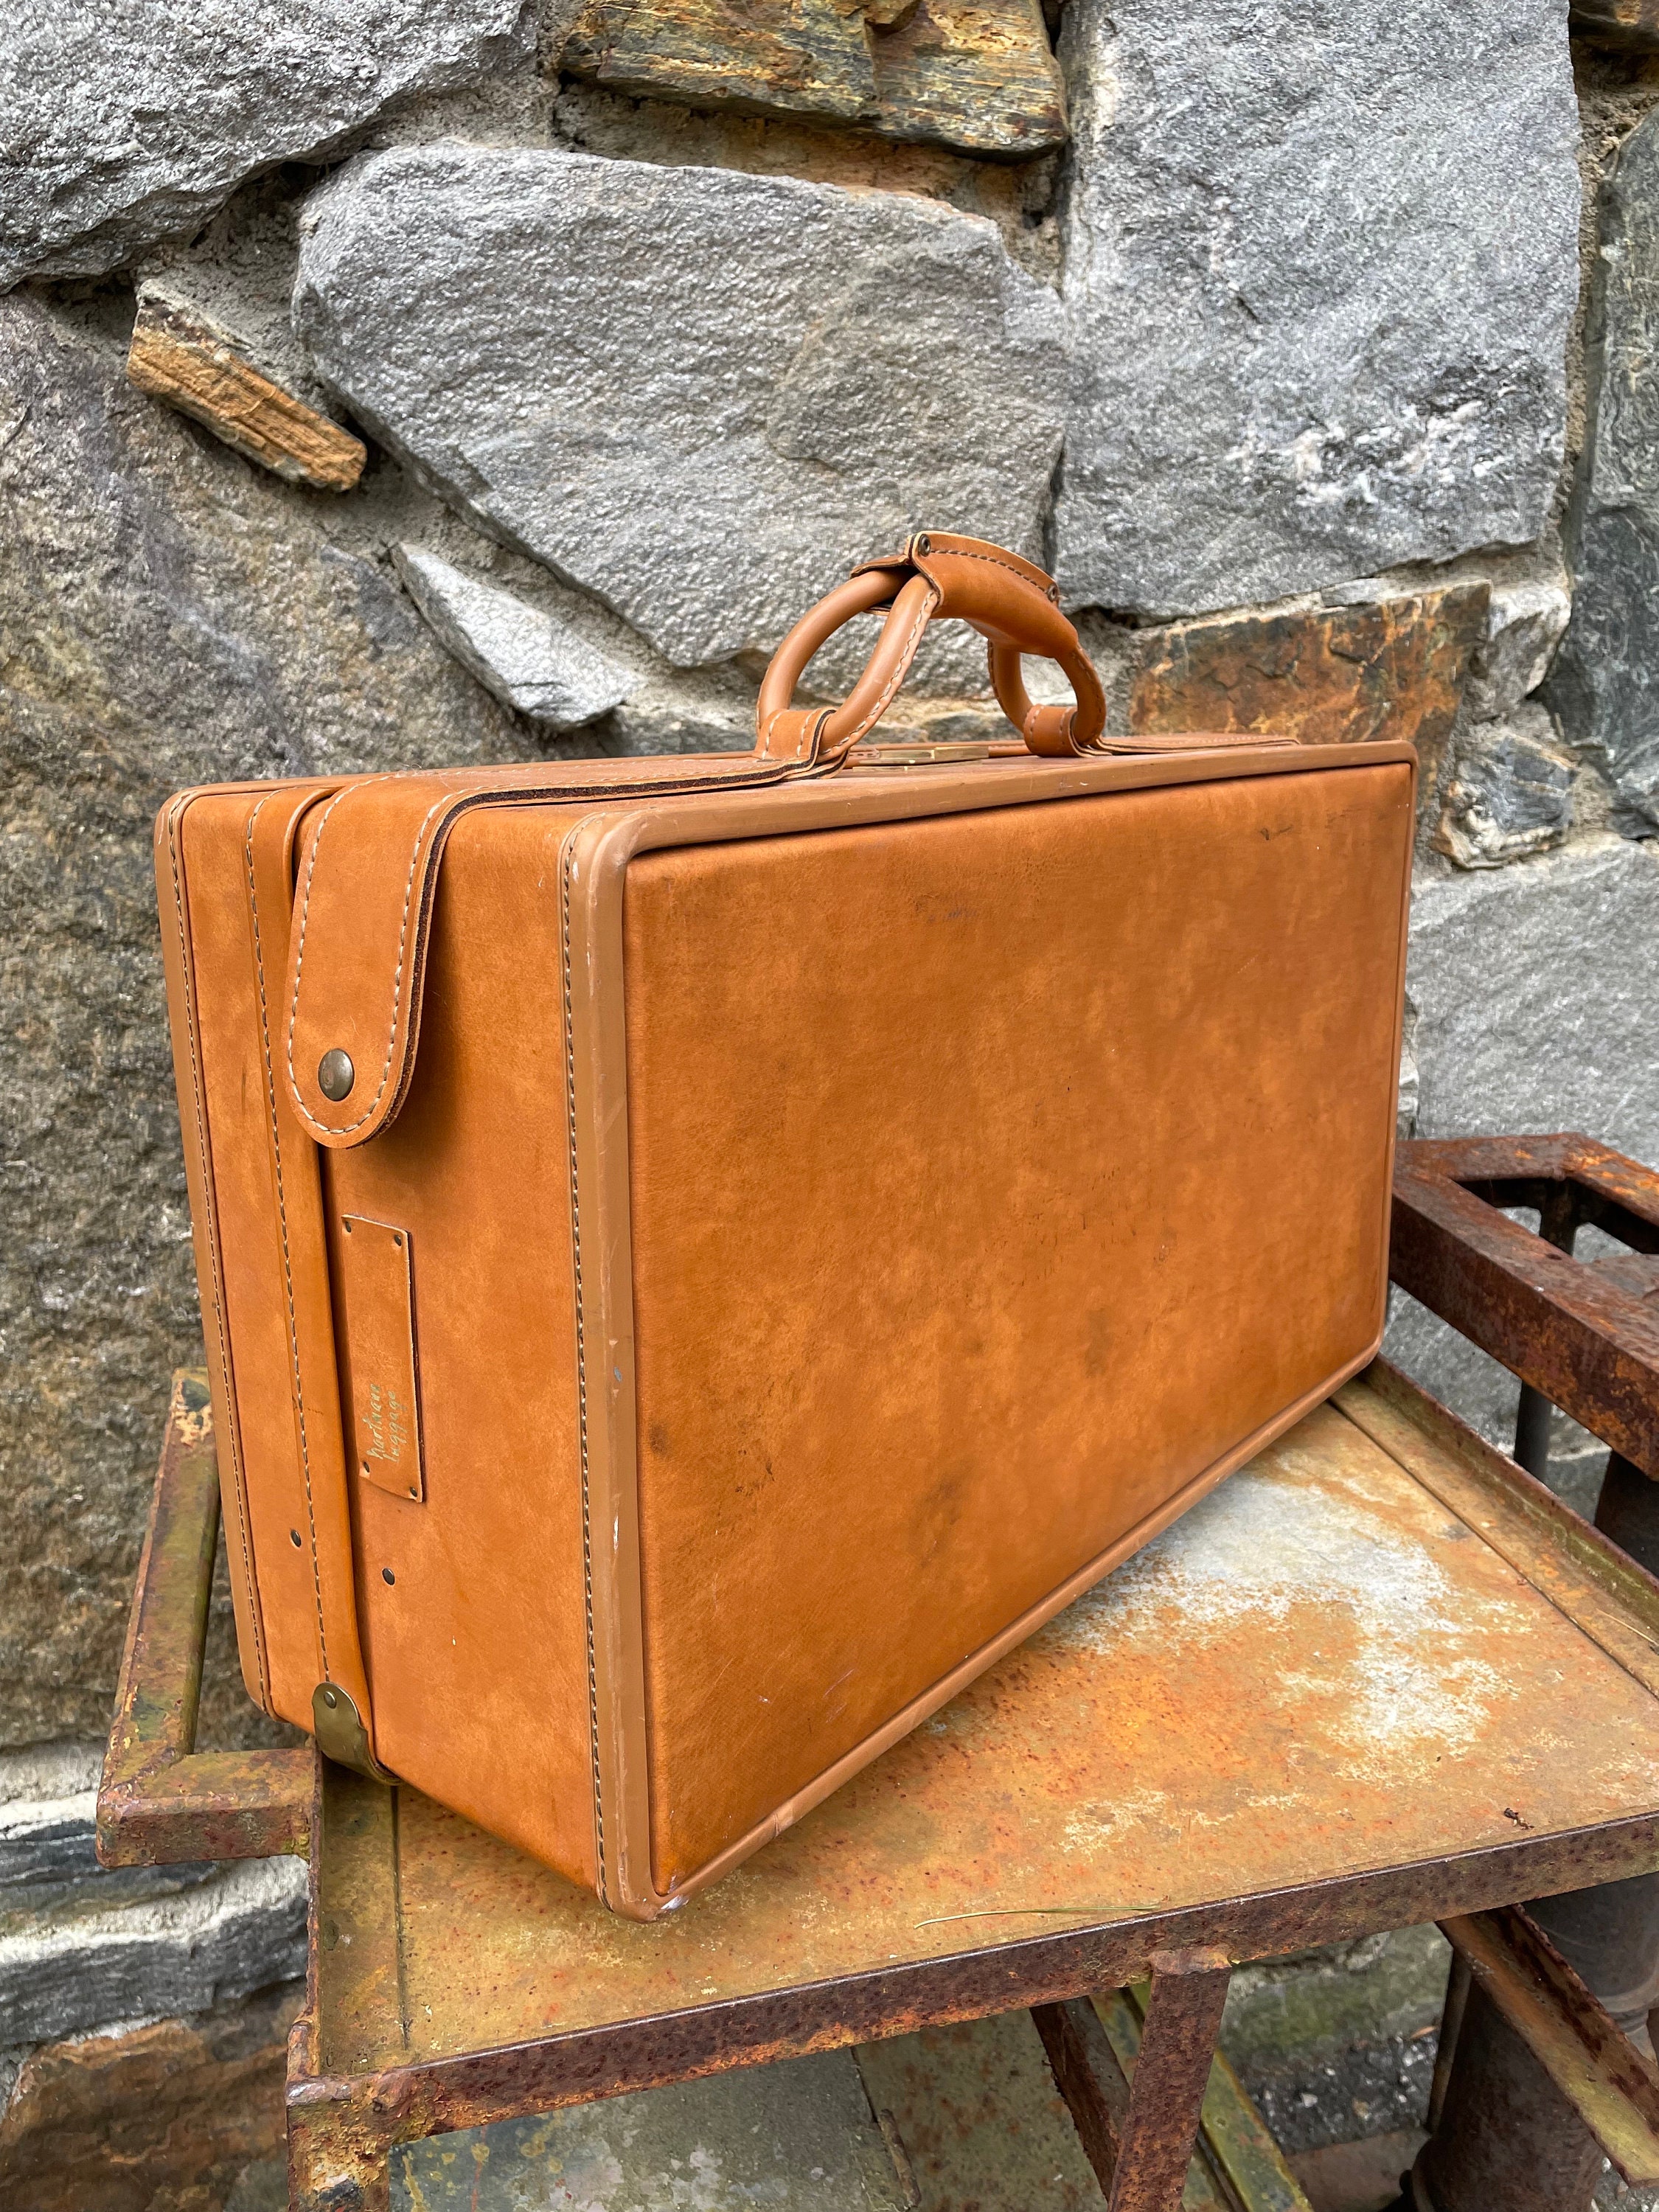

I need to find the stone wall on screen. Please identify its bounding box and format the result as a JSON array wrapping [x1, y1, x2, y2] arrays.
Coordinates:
[[4, 2, 1659, 2195]]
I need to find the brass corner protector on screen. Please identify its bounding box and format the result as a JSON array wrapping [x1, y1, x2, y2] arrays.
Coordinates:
[[313, 1683, 395, 1784]]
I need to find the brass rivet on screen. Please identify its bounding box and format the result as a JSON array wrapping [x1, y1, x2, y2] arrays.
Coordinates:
[[318, 1048, 355, 1102], [291, 1528, 302, 1548], [322, 1688, 338, 1710], [382, 1567, 396, 1585], [361, 1461, 371, 1480], [392, 1233, 403, 1249], [914, 533, 933, 556]]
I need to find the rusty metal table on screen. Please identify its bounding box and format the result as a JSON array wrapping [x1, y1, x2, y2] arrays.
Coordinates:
[[100, 1145, 1659, 2212]]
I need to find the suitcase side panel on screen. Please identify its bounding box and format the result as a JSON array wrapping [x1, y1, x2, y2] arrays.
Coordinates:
[[161, 790, 355, 1723], [240, 791, 383, 1746], [163, 786, 391, 1743], [323, 806, 597, 1890], [619, 759, 1415, 1898]]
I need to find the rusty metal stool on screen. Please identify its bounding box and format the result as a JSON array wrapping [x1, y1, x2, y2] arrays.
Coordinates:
[[1393, 1135, 1659, 2212], [99, 1138, 1659, 2212]]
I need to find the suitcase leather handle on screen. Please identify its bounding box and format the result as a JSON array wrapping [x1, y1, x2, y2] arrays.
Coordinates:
[[754, 532, 1108, 764]]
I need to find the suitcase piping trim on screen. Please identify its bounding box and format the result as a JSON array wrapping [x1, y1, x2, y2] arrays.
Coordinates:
[[246, 796, 335, 1682], [561, 813, 608, 1896], [557, 742, 1417, 1917], [160, 793, 271, 1705]]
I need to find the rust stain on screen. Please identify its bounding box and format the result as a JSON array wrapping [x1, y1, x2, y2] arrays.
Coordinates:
[[167, 1368, 214, 1451], [314, 1391, 1659, 2078], [97, 1376, 312, 1869], [1130, 588, 1489, 757]]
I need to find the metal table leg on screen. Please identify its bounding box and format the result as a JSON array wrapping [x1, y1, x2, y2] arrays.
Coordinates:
[[1036, 1949, 1234, 2212], [1404, 1905, 1659, 2209], [1394, 1136, 1659, 2203], [1110, 1953, 1235, 2212], [1416, 1980, 1606, 2212]]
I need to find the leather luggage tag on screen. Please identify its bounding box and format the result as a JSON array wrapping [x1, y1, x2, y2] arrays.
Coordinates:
[[338, 1214, 426, 1503]]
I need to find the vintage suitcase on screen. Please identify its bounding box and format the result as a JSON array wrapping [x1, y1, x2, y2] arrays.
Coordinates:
[[156, 533, 1415, 1917]]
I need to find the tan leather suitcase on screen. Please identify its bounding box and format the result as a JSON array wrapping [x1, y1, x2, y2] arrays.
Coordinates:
[[156, 534, 1415, 1917]]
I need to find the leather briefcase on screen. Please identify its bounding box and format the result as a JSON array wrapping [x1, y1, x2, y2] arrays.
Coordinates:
[[156, 533, 1414, 1917]]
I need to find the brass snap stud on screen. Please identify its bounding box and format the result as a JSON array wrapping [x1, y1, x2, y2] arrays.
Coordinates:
[[318, 1048, 355, 1102]]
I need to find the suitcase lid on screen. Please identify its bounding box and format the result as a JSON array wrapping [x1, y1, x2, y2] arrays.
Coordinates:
[[274, 533, 1294, 1152]]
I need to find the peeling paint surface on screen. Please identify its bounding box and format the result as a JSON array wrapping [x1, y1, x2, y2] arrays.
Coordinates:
[[319, 1391, 1659, 2074], [1050, 1441, 1523, 1789]]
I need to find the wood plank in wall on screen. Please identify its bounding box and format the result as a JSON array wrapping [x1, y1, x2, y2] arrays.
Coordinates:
[[562, 0, 1068, 159], [126, 292, 365, 493]]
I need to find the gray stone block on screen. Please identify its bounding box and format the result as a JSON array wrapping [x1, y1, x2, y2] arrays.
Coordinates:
[[0, 0, 536, 288], [1398, 1034, 1420, 1144], [0, 289, 532, 1747], [392, 2049, 909, 2211], [1385, 836, 1659, 1443], [0, 1745, 102, 1894], [1053, 0, 1579, 618], [1549, 108, 1659, 832], [293, 144, 1064, 668], [0, 1855, 306, 2045], [1464, 577, 1572, 723], [394, 546, 641, 728], [0, 1742, 240, 1930], [136, 175, 334, 418], [1433, 702, 1575, 870], [600, 689, 752, 757], [1406, 833, 1659, 1149]]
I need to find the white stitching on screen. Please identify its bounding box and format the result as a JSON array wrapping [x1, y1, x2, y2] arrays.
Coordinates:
[[246, 799, 331, 1680], [288, 749, 840, 1153], [167, 796, 270, 1703], [285, 787, 469, 1138], [923, 541, 1050, 591], [283, 789, 347, 1129], [761, 706, 810, 761], [832, 587, 939, 754], [560, 830, 605, 1896]]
